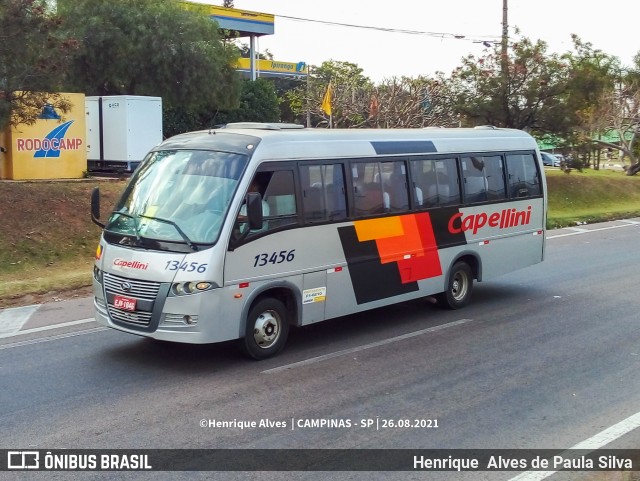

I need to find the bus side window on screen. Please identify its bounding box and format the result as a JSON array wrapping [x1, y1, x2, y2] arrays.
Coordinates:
[[462, 156, 506, 204], [411, 158, 460, 208], [462, 157, 488, 203], [484, 155, 506, 201], [352, 161, 409, 217], [381, 161, 409, 212], [260, 170, 298, 232], [326, 165, 347, 220], [506, 153, 541, 198], [436, 158, 461, 206], [411, 159, 437, 208], [353, 162, 385, 217], [301, 164, 347, 223]]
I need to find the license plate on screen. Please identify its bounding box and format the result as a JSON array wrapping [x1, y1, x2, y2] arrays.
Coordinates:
[[114, 295, 136, 311]]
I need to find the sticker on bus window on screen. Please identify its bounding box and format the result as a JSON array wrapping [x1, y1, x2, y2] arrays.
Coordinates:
[[303, 287, 327, 304]]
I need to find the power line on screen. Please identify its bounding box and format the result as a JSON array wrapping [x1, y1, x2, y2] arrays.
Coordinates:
[[271, 13, 501, 44]]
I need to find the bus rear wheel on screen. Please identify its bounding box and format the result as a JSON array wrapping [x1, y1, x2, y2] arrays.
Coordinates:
[[241, 298, 289, 360], [436, 261, 473, 310]]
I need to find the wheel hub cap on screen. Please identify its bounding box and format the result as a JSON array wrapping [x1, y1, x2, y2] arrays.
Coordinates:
[[253, 311, 280, 348]]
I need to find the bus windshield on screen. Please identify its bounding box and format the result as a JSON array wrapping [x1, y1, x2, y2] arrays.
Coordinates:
[[106, 149, 248, 248]]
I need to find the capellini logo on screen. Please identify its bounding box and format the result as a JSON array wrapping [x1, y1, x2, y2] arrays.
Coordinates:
[[113, 258, 150, 270], [16, 120, 83, 158]]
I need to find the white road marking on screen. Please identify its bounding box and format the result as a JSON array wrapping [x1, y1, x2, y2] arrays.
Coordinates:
[[509, 411, 640, 481], [0, 304, 40, 335], [262, 318, 473, 374], [0, 327, 108, 351], [0, 317, 96, 340], [547, 220, 639, 239], [564, 227, 589, 233]]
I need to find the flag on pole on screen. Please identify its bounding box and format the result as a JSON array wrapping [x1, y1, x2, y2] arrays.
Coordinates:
[[321, 82, 333, 116]]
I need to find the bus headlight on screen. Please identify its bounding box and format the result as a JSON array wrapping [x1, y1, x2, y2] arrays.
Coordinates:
[[170, 281, 214, 296], [93, 265, 103, 283]]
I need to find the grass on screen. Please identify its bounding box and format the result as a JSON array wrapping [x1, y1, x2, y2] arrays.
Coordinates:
[[0, 178, 125, 306], [0, 258, 94, 299], [546, 168, 640, 228], [1, 168, 640, 306]]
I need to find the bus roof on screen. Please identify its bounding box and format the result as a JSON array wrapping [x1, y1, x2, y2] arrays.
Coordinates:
[[157, 125, 539, 160]]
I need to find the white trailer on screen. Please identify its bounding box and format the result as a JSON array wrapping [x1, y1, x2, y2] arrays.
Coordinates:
[[85, 95, 162, 172]]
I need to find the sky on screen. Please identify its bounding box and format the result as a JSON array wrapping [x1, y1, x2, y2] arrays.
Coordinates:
[[195, 0, 639, 82]]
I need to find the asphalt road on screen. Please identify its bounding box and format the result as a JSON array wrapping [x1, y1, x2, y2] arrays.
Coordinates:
[[1, 219, 640, 481]]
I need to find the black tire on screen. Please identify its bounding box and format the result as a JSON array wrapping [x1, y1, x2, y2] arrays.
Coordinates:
[[241, 297, 289, 360], [436, 261, 473, 310]]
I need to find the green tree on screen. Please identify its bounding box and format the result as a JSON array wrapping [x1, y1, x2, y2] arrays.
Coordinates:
[[162, 105, 214, 139], [590, 55, 640, 175], [559, 36, 619, 169], [217, 78, 280, 124], [271, 77, 305, 124], [59, 0, 241, 113], [286, 60, 373, 128], [0, 0, 74, 129], [163, 78, 281, 137], [448, 35, 571, 133]]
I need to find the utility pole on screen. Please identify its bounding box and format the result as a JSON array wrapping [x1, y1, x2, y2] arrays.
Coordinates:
[[501, 0, 508, 69], [501, 0, 509, 126], [306, 66, 311, 127]]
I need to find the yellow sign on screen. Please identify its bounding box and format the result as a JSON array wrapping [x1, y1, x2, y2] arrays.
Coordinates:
[[236, 58, 308, 77], [180, 2, 274, 36], [1, 93, 87, 180]]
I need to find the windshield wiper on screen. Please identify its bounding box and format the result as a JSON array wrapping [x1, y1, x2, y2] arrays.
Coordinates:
[[110, 211, 143, 245], [139, 215, 199, 251]]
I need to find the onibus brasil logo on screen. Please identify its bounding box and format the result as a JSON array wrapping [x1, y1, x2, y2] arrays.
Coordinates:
[[16, 120, 83, 158]]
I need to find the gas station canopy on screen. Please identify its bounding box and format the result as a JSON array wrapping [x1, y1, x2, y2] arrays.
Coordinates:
[[180, 2, 307, 80], [181, 2, 274, 37]]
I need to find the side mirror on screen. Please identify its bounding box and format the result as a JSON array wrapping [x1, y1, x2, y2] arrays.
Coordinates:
[[91, 186, 105, 228], [246, 192, 264, 231]]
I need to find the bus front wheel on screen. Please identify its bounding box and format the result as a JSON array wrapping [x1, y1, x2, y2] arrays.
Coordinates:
[[436, 261, 473, 309], [241, 298, 289, 360]]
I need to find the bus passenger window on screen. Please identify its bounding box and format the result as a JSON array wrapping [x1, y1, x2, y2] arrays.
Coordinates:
[[410, 158, 460, 207], [435, 159, 461, 206], [381, 161, 409, 212], [300, 164, 347, 223], [462, 157, 487, 203], [411, 159, 437, 207], [484, 156, 506, 201], [353, 162, 385, 217], [462, 156, 505, 203], [264, 170, 296, 217], [351, 161, 408, 217], [506, 154, 541, 198]]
